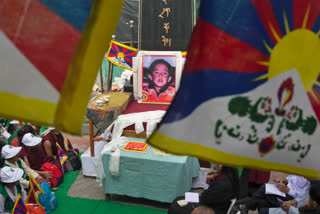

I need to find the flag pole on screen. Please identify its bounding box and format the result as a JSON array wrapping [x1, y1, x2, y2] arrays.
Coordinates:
[[130, 20, 135, 48], [106, 35, 116, 91]]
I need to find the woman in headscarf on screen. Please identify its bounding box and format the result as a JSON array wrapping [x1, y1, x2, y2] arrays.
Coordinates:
[[168, 164, 239, 214]]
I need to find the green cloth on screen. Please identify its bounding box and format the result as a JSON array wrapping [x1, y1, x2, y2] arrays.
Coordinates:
[[86, 92, 132, 132], [0, 119, 10, 128], [52, 154, 166, 214], [16, 123, 26, 132], [3, 159, 28, 180], [102, 137, 200, 203], [40, 126, 48, 133], [6, 134, 20, 146]]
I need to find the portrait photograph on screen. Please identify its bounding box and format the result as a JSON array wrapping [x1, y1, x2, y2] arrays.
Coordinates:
[[141, 55, 177, 104]]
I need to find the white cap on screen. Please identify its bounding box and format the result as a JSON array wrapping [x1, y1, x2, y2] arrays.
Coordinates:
[[22, 133, 42, 146], [9, 120, 19, 125], [1, 145, 22, 159], [48, 127, 55, 131], [0, 167, 24, 183]]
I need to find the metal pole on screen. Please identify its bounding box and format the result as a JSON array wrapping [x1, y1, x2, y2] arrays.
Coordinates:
[[130, 20, 134, 47], [107, 35, 116, 91], [99, 66, 104, 93]]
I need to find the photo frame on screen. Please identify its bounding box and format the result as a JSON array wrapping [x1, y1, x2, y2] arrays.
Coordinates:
[[137, 51, 183, 104]]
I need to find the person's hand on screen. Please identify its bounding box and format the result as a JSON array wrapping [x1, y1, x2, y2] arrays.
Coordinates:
[[303, 200, 318, 208], [277, 182, 290, 194], [206, 169, 215, 180], [42, 171, 54, 179], [285, 200, 297, 207], [280, 202, 291, 212]]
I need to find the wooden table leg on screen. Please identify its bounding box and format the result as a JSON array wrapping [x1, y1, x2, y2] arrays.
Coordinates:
[[89, 119, 95, 157]]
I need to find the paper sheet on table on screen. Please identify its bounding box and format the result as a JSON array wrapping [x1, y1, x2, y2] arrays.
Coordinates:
[[265, 183, 286, 197], [185, 192, 199, 203]]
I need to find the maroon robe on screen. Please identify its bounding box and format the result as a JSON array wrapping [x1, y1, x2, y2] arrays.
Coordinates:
[[20, 144, 62, 172], [41, 131, 66, 156], [249, 169, 270, 184]]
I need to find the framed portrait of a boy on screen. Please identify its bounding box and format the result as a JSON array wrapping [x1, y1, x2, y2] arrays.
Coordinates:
[[137, 51, 183, 104]]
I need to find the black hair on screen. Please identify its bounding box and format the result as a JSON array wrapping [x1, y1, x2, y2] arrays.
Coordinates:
[[309, 181, 320, 205], [145, 59, 175, 95], [7, 124, 19, 135], [221, 166, 239, 199], [299, 207, 320, 214], [0, 136, 6, 167]]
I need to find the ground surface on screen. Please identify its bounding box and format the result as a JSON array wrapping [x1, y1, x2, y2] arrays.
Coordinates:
[[64, 133, 287, 214]]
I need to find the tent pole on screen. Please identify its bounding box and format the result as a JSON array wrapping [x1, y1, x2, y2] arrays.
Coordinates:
[[107, 35, 116, 91]]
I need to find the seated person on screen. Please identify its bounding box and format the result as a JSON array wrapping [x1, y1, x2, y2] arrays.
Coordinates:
[[263, 180, 320, 214], [142, 59, 176, 103], [240, 175, 310, 213], [6, 120, 19, 135], [191, 206, 215, 214], [0, 167, 27, 214], [168, 164, 239, 214], [7, 124, 36, 147], [20, 133, 60, 180], [41, 127, 79, 159], [1, 145, 47, 189]]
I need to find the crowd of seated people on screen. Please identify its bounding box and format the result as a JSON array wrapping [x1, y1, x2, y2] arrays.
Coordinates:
[[167, 162, 319, 214], [238, 174, 320, 214], [168, 164, 239, 214], [1, 120, 318, 214], [0, 120, 80, 213]]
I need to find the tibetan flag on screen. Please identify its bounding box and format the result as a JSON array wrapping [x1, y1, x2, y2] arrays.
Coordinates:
[[12, 194, 27, 214], [66, 137, 74, 151], [148, 0, 320, 179], [106, 41, 137, 70], [27, 175, 43, 208], [181, 51, 187, 59], [0, 1, 123, 135], [25, 188, 37, 205], [56, 142, 67, 173], [29, 175, 43, 198]]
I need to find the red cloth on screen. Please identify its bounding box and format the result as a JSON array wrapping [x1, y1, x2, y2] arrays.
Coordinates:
[[9, 138, 20, 147], [41, 132, 66, 156], [118, 100, 169, 131], [123, 100, 169, 114], [207, 174, 224, 185], [249, 169, 270, 184]]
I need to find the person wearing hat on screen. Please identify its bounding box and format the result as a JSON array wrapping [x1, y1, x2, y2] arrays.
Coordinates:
[[2, 145, 47, 189], [6, 124, 36, 147], [20, 133, 56, 180], [0, 167, 27, 213]]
